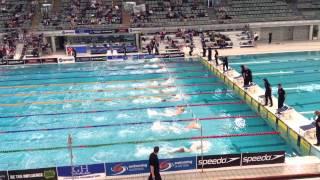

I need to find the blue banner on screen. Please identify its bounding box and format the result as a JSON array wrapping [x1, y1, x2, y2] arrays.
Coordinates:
[[57, 163, 105, 180], [105, 160, 149, 176], [159, 157, 196, 172]]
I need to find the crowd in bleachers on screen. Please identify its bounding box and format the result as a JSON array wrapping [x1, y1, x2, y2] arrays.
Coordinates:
[[41, 0, 122, 28], [131, 0, 209, 27], [0, 31, 20, 60], [0, 0, 37, 30]]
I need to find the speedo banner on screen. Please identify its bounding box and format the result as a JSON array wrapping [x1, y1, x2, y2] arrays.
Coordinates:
[[241, 151, 285, 166], [197, 154, 241, 169]]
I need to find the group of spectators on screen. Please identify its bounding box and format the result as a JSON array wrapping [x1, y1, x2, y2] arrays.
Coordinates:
[[0, 31, 19, 60], [1, 0, 37, 29], [65, 0, 121, 27], [131, 0, 207, 27]]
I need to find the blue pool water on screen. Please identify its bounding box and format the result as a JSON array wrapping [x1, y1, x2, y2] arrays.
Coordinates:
[[229, 51, 320, 120], [0, 58, 297, 170]]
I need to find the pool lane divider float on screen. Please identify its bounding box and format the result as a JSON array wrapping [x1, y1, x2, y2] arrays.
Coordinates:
[[0, 101, 245, 119], [0, 131, 280, 153], [0, 63, 200, 78], [0, 115, 259, 134], [0, 68, 207, 83], [0, 82, 224, 97], [0, 75, 215, 89], [200, 58, 315, 156], [0, 90, 234, 107]]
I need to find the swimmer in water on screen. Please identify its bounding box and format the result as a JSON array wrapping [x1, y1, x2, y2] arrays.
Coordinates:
[[169, 143, 203, 153], [176, 106, 185, 115], [186, 120, 201, 129]]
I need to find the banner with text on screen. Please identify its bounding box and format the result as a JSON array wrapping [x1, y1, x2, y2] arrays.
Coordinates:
[[197, 154, 241, 169], [0, 171, 7, 180], [160, 157, 196, 172], [241, 151, 285, 166], [105, 160, 149, 176], [57, 163, 106, 180], [8, 167, 57, 180]]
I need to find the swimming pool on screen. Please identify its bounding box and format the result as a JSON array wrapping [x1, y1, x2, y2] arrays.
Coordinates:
[[0, 58, 297, 171], [229, 51, 320, 120]]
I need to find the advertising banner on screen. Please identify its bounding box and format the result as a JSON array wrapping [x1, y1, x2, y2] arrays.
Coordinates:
[[57, 163, 106, 180], [105, 160, 149, 176], [8, 167, 57, 180], [241, 151, 285, 166], [76, 57, 91, 62], [197, 154, 241, 169], [42, 58, 58, 64], [0, 171, 8, 180], [24, 59, 41, 64], [7, 60, 24, 65], [159, 157, 196, 172]]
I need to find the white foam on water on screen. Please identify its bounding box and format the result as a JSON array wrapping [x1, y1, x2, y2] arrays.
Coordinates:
[[161, 87, 177, 93], [132, 97, 163, 104], [147, 108, 184, 117], [118, 129, 135, 138], [254, 71, 293, 76], [151, 121, 185, 134], [116, 113, 130, 119], [124, 65, 137, 69], [285, 84, 320, 92], [144, 64, 159, 68], [189, 140, 212, 153], [135, 145, 153, 158], [150, 58, 160, 62], [94, 116, 105, 122], [155, 68, 167, 73], [234, 118, 246, 129], [161, 78, 174, 86], [231, 60, 271, 65], [92, 151, 113, 162]]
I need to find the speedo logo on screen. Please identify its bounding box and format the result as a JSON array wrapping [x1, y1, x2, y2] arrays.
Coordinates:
[[242, 154, 284, 163], [198, 157, 240, 165]]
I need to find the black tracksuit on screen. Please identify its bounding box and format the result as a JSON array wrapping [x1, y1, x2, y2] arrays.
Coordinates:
[[278, 87, 286, 109], [264, 82, 273, 106]]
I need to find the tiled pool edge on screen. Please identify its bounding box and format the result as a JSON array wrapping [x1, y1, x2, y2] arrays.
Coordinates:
[[200, 57, 320, 157]]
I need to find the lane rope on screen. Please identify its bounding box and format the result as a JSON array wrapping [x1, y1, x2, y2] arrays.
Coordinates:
[[0, 131, 280, 153], [0, 69, 206, 83], [0, 82, 223, 97], [0, 115, 259, 134], [0, 91, 233, 107], [0, 75, 215, 89], [0, 101, 245, 119]]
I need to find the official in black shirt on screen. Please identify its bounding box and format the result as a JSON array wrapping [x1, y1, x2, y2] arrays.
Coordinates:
[[243, 66, 252, 87], [277, 84, 286, 110], [149, 146, 161, 180], [208, 46, 212, 61], [314, 111, 320, 146], [263, 78, 273, 107], [214, 49, 219, 65], [222, 56, 229, 72]]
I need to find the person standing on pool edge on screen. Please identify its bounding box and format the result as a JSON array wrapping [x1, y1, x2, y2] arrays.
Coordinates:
[[277, 84, 286, 111], [314, 111, 320, 146], [263, 78, 273, 107], [149, 146, 161, 180]]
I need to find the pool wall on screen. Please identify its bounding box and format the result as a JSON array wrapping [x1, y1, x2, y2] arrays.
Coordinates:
[[200, 58, 315, 156]]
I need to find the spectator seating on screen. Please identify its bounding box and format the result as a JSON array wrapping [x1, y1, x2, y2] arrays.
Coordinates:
[[296, 0, 320, 19], [131, 0, 210, 27], [214, 0, 303, 23], [0, 0, 36, 32]]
